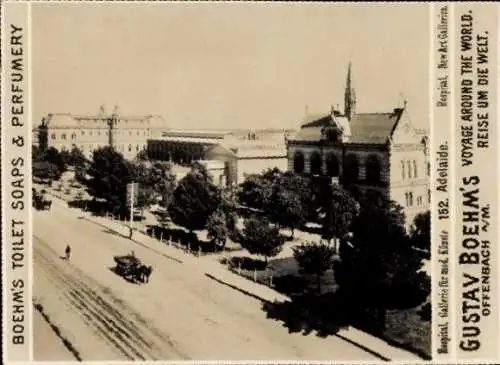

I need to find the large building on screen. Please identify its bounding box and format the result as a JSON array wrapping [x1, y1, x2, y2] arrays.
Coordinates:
[[35, 106, 167, 160], [147, 130, 288, 186], [287, 64, 430, 225]]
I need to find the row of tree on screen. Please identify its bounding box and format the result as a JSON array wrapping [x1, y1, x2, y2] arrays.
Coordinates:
[[53, 145, 430, 332], [33, 145, 88, 182]]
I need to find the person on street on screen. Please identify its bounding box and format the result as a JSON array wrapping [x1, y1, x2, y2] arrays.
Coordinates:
[[65, 244, 71, 260]]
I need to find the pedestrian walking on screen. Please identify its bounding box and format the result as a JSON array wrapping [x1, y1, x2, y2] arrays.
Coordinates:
[[65, 244, 71, 260]]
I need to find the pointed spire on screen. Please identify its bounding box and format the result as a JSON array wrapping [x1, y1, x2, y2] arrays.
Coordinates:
[[344, 61, 356, 121]]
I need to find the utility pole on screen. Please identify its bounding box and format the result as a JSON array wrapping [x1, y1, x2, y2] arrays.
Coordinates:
[[127, 182, 137, 239]]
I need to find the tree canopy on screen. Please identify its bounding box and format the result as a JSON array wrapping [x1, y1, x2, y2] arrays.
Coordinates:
[[293, 241, 336, 294], [32, 146, 66, 180], [240, 216, 285, 264], [410, 210, 431, 258], [168, 165, 220, 232], [85, 146, 135, 214], [237, 169, 311, 236], [335, 195, 429, 327], [321, 184, 358, 250], [206, 208, 229, 249]]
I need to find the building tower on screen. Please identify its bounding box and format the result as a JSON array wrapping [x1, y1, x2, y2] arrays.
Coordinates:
[[344, 62, 356, 121]]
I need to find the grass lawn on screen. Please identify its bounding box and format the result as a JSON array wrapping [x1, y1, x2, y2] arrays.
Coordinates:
[[384, 299, 431, 359]]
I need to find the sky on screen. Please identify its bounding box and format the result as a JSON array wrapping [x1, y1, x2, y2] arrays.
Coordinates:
[[33, 2, 430, 130]]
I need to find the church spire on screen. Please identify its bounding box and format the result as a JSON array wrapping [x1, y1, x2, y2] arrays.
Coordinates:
[[344, 62, 356, 121]]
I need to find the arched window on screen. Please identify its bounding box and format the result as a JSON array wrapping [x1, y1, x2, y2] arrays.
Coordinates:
[[136, 145, 140, 151], [293, 152, 305, 173], [365, 155, 381, 183], [407, 160, 412, 178], [81, 130, 85, 135], [310, 152, 322, 175], [71, 133, 76, 140], [128, 144, 132, 152], [401, 161, 405, 180], [413, 160, 418, 178], [137, 131, 140, 136], [326, 153, 339, 177], [343, 154, 359, 182], [405, 191, 414, 207], [61, 133, 66, 140], [51, 133, 56, 140]]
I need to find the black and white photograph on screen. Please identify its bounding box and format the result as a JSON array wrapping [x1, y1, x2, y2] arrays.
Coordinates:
[[25, 2, 434, 362]]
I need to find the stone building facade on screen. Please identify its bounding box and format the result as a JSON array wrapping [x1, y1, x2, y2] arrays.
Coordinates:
[[287, 64, 430, 225], [36, 107, 167, 160]]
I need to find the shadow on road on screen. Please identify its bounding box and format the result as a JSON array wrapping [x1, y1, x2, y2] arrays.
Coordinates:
[[261, 292, 352, 338]]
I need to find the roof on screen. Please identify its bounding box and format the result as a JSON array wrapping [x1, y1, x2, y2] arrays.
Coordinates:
[[164, 130, 233, 139], [349, 110, 403, 144], [43, 113, 167, 129], [153, 136, 222, 145], [290, 108, 404, 145]]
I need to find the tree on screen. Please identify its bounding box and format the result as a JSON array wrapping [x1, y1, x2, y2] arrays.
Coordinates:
[[206, 208, 229, 250], [266, 172, 310, 238], [33, 160, 60, 181], [168, 166, 220, 232], [85, 147, 135, 214], [68, 145, 87, 168], [240, 216, 285, 265], [132, 161, 176, 210], [293, 242, 336, 294], [410, 210, 430, 251], [237, 174, 271, 211], [321, 185, 358, 252], [44, 147, 67, 176], [335, 196, 429, 331]]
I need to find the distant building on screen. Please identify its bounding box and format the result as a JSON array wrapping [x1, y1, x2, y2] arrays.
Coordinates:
[[35, 106, 167, 160], [205, 141, 288, 186], [148, 130, 288, 186], [287, 63, 430, 225]]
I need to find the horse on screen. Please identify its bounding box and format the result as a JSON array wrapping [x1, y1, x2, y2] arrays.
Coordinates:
[[140, 265, 153, 283]]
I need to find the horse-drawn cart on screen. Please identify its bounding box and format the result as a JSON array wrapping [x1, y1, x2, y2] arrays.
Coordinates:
[[113, 254, 152, 284]]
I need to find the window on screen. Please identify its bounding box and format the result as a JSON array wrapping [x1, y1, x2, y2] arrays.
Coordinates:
[[51, 133, 56, 140], [71, 133, 76, 140], [81, 130, 85, 135], [407, 160, 412, 179], [310, 152, 322, 175], [128, 144, 132, 152], [365, 155, 381, 183], [405, 192, 414, 207], [137, 131, 140, 136], [293, 152, 305, 173], [417, 196, 422, 206], [413, 160, 418, 178], [428, 189, 431, 203], [136, 145, 140, 151], [427, 162, 430, 177], [89, 130, 93, 136], [61, 133, 66, 140], [97, 131, 101, 136], [401, 161, 405, 180]]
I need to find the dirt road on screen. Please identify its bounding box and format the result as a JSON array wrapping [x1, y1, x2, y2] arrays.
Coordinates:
[[33, 200, 380, 361]]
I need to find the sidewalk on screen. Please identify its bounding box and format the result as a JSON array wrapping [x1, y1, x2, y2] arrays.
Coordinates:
[[49, 195, 423, 361]]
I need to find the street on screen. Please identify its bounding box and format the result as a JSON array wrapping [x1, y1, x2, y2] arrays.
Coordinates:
[[33, 199, 381, 361]]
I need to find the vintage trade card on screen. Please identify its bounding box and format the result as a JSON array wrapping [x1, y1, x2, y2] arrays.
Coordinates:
[[1, 1, 499, 364]]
